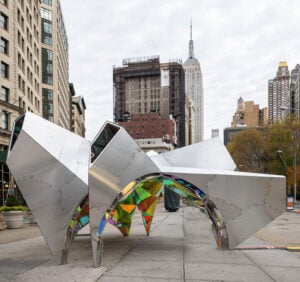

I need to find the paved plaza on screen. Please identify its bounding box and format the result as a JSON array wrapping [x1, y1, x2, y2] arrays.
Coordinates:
[[0, 203, 300, 281]]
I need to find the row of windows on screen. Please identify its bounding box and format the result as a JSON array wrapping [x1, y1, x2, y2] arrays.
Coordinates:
[[43, 102, 53, 113], [17, 30, 40, 62], [18, 0, 40, 25], [43, 115, 53, 122], [17, 52, 40, 78], [41, 18, 52, 45], [17, 8, 39, 39], [41, 7, 52, 21], [18, 73, 39, 94], [42, 48, 53, 82], [18, 75, 26, 93], [42, 88, 53, 100], [42, 0, 52, 6], [128, 123, 167, 130]]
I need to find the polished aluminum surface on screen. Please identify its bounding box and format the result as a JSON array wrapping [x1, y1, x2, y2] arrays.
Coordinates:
[[150, 137, 236, 170], [6, 112, 90, 256], [89, 122, 159, 266], [149, 137, 285, 248], [5, 113, 286, 266], [155, 166, 286, 248]]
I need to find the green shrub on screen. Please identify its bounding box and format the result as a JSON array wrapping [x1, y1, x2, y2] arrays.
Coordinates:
[[0, 206, 29, 212], [5, 195, 19, 207]]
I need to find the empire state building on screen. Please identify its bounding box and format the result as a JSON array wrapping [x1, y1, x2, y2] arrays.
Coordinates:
[[183, 23, 204, 142]]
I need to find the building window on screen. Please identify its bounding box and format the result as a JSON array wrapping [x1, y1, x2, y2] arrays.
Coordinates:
[[42, 88, 53, 100], [0, 37, 8, 54], [41, 19, 52, 45], [0, 12, 8, 30], [0, 111, 8, 130], [1, 61, 9, 78], [42, 0, 52, 5], [42, 48, 53, 85], [43, 103, 53, 113], [42, 88, 53, 120], [41, 7, 52, 21], [0, 86, 9, 102]]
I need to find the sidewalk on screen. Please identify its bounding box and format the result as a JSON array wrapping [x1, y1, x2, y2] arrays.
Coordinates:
[[0, 223, 41, 245], [0, 203, 300, 281]]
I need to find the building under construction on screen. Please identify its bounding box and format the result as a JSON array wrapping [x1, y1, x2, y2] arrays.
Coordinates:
[[113, 56, 186, 147]]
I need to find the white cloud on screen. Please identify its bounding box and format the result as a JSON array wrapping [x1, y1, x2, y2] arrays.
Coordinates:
[[61, 0, 300, 140]]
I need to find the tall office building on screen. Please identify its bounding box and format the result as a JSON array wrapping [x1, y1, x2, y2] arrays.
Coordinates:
[[118, 112, 177, 153], [268, 62, 290, 124], [290, 64, 300, 117], [41, 0, 70, 129], [211, 129, 219, 138], [231, 97, 267, 128], [113, 56, 186, 147], [185, 95, 194, 145], [224, 97, 268, 145], [0, 0, 80, 205], [0, 0, 42, 152], [70, 83, 86, 137], [0, 0, 43, 204], [183, 23, 204, 142]]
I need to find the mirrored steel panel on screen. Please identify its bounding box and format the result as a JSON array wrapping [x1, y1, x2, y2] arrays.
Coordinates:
[[154, 166, 286, 248], [5, 113, 286, 267], [6, 112, 90, 258], [89, 122, 159, 266], [151, 137, 236, 170]]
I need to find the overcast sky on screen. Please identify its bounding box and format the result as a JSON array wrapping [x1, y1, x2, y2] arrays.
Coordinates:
[[60, 0, 300, 141]]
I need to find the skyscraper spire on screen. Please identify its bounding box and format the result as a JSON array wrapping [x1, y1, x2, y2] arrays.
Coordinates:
[[190, 19, 193, 40], [184, 22, 204, 143], [189, 19, 194, 58]]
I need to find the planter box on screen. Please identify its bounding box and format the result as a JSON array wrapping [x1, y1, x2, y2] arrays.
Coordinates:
[[2, 211, 24, 229], [26, 211, 36, 224], [0, 216, 4, 230]]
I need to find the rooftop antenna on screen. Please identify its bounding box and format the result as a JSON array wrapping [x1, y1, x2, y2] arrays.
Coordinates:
[[189, 19, 194, 58], [190, 19, 193, 40]]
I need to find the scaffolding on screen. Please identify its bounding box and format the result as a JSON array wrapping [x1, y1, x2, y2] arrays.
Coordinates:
[[113, 57, 186, 147], [122, 55, 160, 66]]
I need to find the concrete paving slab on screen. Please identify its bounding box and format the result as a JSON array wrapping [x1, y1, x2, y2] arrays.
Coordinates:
[[0, 224, 41, 244], [243, 249, 300, 267], [184, 243, 253, 264], [239, 234, 273, 247], [126, 245, 182, 262], [256, 212, 300, 246], [185, 261, 274, 281], [1, 203, 300, 281], [0, 257, 49, 282], [104, 260, 183, 280], [98, 276, 181, 282], [261, 265, 300, 281]]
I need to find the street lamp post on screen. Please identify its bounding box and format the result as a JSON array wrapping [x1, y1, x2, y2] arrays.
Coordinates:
[[280, 107, 298, 204], [292, 130, 300, 204], [293, 151, 297, 204], [277, 150, 291, 196]]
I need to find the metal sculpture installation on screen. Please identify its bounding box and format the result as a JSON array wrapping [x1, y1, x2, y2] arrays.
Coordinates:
[[6, 112, 90, 263], [6, 112, 286, 267]]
